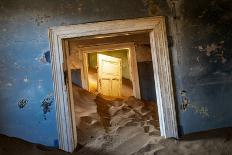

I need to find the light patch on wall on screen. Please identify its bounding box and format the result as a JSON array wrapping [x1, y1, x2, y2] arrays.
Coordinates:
[[190, 104, 209, 118], [6, 83, 12, 87], [23, 77, 29, 83], [197, 41, 226, 63], [37, 80, 43, 89]]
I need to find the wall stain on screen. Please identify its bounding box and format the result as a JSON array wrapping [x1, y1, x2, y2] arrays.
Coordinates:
[[180, 90, 190, 111], [18, 98, 28, 109], [190, 104, 209, 118], [180, 90, 209, 118], [34, 15, 51, 26], [41, 94, 54, 120], [198, 41, 226, 63], [142, 0, 159, 15]]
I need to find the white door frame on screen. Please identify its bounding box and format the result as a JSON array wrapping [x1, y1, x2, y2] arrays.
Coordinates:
[[49, 16, 178, 152], [80, 43, 141, 99]]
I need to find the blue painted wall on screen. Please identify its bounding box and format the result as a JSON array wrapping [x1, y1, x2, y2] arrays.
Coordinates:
[[0, 0, 231, 147], [0, 0, 148, 147], [137, 61, 156, 102], [174, 0, 232, 135]]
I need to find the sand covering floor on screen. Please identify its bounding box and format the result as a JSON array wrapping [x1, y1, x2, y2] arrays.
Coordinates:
[[73, 85, 160, 155], [1, 127, 232, 155], [0, 85, 231, 155]]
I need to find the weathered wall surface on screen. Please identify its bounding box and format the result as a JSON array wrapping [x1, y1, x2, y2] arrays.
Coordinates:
[[173, 0, 232, 134], [137, 61, 156, 101], [0, 0, 148, 147], [0, 0, 231, 147]]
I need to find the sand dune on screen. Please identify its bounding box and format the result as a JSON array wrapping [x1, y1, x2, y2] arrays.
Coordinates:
[[73, 84, 161, 155]]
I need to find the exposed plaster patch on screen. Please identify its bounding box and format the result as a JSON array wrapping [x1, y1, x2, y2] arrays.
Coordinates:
[[142, 0, 159, 15], [18, 98, 28, 109], [197, 41, 226, 63], [34, 14, 51, 26], [180, 90, 209, 118], [36, 51, 51, 64], [180, 90, 190, 111], [41, 94, 54, 120], [44, 51, 51, 63]]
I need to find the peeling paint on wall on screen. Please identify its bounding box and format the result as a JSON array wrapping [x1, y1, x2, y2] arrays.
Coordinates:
[[41, 94, 54, 120], [18, 98, 28, 109], [142, 0, 159, 15], [33, 15, 51, 26], [36, 51, 51, 64], [198, 41, 226, 63], [180, 90, 209, 118], [180, 90, 190, 111]]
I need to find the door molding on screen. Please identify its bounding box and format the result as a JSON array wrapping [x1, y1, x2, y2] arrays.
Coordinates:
[[80, 43, 141, 99], [49, 16, 178, 152]]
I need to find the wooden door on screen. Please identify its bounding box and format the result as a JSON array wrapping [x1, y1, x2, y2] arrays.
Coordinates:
[[97, 54, 122, 97]]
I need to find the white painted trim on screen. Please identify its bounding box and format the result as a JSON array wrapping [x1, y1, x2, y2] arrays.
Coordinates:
[[49, 16, 178, 152]]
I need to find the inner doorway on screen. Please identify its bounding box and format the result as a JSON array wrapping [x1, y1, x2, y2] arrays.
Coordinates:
[[95, 53, 122, 97]]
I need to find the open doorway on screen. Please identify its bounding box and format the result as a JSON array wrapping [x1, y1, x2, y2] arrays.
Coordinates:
[[67, 32, 161, 154], [49, 17, 178, 152]]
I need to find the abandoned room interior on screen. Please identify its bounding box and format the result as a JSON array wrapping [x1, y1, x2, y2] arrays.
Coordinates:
[[0, 0, 232, 155]]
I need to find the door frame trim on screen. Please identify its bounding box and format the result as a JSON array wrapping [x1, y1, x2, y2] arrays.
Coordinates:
[[80, 43, 141, 99], [49, 16, 178, 152]]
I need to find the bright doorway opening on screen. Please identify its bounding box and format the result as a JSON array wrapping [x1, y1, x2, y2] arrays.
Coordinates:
[[87, 51, 131, 98]]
